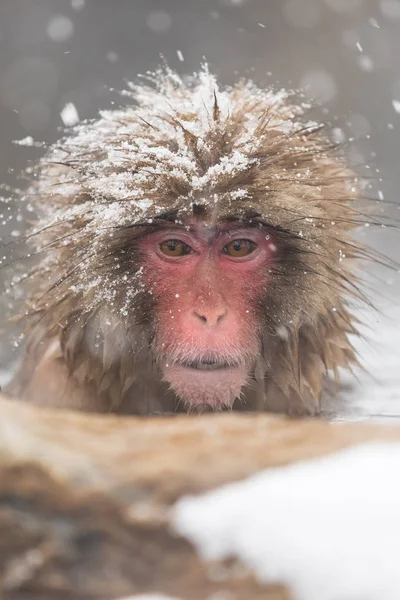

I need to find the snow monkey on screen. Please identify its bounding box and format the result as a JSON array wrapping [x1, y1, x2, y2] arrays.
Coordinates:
[[7, 66, 368, 415]]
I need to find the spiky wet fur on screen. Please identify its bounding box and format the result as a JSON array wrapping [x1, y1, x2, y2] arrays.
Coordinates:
[[8, 66, 371, 415]]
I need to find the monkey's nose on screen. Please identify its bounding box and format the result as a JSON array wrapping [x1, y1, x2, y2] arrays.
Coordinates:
[[192, 306, 228, 327]]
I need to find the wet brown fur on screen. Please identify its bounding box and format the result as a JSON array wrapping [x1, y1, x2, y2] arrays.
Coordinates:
[[6, 68, 372, 415]]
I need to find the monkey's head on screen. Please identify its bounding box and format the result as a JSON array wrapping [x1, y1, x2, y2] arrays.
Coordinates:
[[19, 66, 366, 413]]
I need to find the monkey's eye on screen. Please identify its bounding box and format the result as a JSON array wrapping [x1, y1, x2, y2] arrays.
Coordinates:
[[223, 239, 257, 258], [159, 240, 192, 257]]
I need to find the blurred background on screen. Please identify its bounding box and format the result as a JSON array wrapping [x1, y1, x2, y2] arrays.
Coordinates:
[[0, 0, 400, 417]]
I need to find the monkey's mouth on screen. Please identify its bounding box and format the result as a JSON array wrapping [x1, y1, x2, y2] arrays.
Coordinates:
[[174, 359, 236, 371], [162, 359, 248, 410]]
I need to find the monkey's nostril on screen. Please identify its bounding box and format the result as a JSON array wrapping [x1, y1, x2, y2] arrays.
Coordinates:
[[193, 309, 227, 327]]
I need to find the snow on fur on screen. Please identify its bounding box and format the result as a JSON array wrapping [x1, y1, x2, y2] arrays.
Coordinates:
[[30, 65, 322, 235]]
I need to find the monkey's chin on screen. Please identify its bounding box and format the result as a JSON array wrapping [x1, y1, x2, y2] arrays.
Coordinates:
[[162, 364, 248, 410]]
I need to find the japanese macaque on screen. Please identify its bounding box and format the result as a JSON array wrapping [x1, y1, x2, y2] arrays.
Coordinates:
[[6, 66, 368, 415]]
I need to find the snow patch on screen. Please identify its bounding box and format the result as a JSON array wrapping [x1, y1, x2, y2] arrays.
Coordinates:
[[60, 102, 80, 126], [173, 443, 400, 600], [323, 304, 400, 422], [13, 136, 35, 147], [392, 99, 400, 114]]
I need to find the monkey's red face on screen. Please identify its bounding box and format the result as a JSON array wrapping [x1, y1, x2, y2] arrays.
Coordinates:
[[139, 221, 276, 410]]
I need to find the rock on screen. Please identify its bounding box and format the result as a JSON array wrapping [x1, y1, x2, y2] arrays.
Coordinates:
[[0, 396, 399, 599]]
